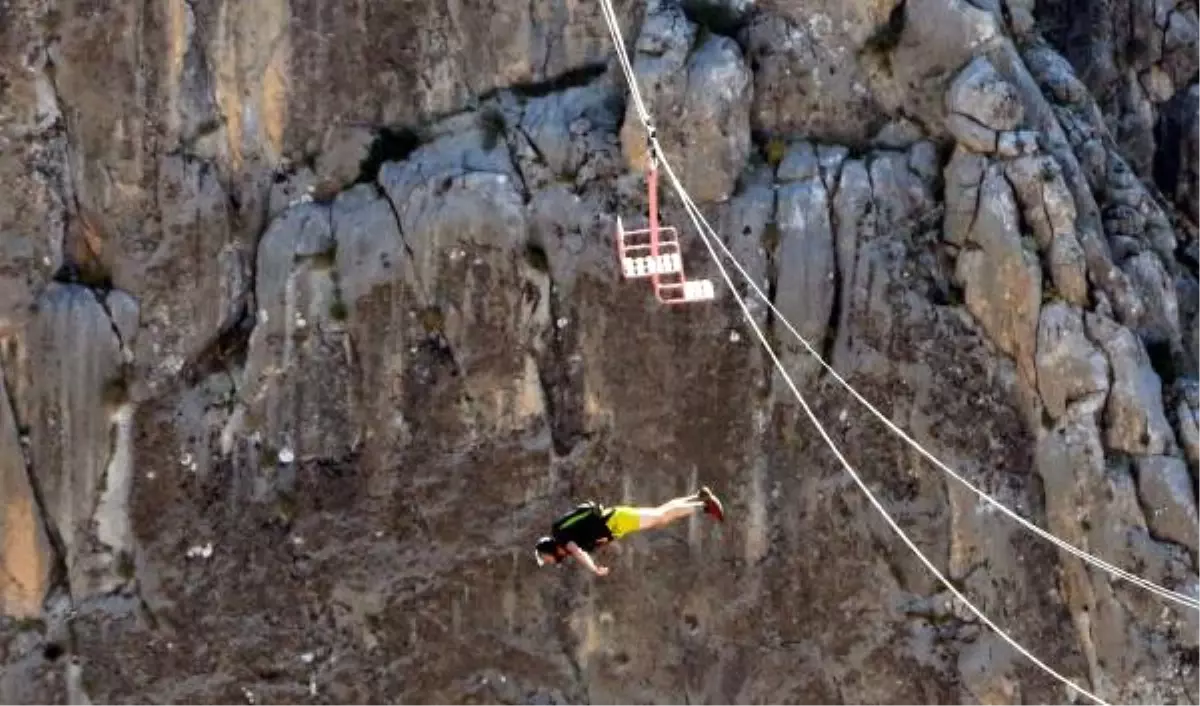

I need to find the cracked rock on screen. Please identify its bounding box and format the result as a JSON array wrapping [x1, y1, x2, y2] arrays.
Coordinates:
[[946, 55, 1024, 133], [1036, 302, 1109, 420], [1086, 313, 1175, 456], [945, 113, 999, 153], [332, 184, 410, 307], [1134, 455, 1198, 554], [103, 290, 140, 355], [774, 164, 835, 391], [1121, 251, 1183, 353], [124, 154, 252, 393], [5, 2, 1199, 702], [872, 118, 927, 150], [1172, 379, 1200, 471], [379, 130, 547, 436], [1155, 84, 1198, 223], [869, 149, 937, 223], [995, 129, 1039, 157], [27, 283, 129, 599], [0, 372, 53, 619], [829, 158, 873, 368], [620, 5, 751, 202], [1007, 155, 1068, 248], [241, 197, 360, 463], [718, 162, 775, 316], [943, 146, 988, 246], [1002, 155, 1089, 304], [1034, 403, 1189, 701], [954, 164, 1041, 385], [516, 81, 624, 191], [1046, 232, 1090, 307], [777, 141, 820, 183]]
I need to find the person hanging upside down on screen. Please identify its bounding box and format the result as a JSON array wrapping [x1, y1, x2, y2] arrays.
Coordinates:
[[533, 486, 725, 576]]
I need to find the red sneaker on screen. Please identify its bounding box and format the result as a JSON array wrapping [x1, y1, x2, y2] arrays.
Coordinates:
[[697, 486, 725, 523]]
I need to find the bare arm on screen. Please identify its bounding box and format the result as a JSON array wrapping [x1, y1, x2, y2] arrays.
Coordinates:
[[566, 542, 609, 576]]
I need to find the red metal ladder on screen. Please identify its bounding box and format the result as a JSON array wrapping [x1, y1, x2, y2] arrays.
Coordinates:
[[614, 160, 715, 305]]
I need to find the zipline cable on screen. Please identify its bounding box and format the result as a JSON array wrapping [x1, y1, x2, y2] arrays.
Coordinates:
[[595, 0, 1198, 613], [593, 2, 1146, 703], [676, 174, 1200, 614], [661, 159, 1200, 611], [658, 137, 1109, 706]]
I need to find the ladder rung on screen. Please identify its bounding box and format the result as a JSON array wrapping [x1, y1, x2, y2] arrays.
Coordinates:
[[619, 228, 679, 246], [655, 279, 714, 303], [620, 226, 678, 238], [657, 279, 714, 302], [622, 253, 683, 278], [620, 241, 681, 255], [682, 280, 715, 301]]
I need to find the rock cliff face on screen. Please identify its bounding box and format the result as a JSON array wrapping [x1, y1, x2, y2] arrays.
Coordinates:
[[0, 0, 1196, 703]]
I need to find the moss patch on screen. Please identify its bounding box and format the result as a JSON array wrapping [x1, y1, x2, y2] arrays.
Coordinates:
[[764, 138, 788, 168], [761, 221, 781, 254], [419, 307, 445, 334], [329, 298, 349, 321], [116, 550, 136, 580]]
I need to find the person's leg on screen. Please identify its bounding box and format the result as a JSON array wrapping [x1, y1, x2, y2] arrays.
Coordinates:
[[631, 494, 707, 531], [606, 488, 726, 538]]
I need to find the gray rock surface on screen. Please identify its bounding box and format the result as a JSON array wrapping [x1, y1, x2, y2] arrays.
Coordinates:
[[241, 195, 360, 465], [1036, 302, 1109, 420], [26, 284, 131, 600], [1046, 231, 1091, 307], [517, 81, 625, 192], [1173, 379, 1200, 470], [125, 155, 252, 396], [1087, 313, 1176, 456], [773, 157, 836, 390], [942, 146, 988, 247], [1156, 84, 1198, 222], [1122, 250, 1184, 354], [0, 0, 1197, 704], [739, 11, 881, 145], [718, 162, 775, 323], [621, 6, 752, 203], [944, 56, 1039, 154], [946, 56, 1025, 131], [953, 163, 1042, 385], [1035, 406, 1192, 703], [1004, 154, 1077, 249], [1034, 0, 1197, 180], [1135, 455, 1199, 554]]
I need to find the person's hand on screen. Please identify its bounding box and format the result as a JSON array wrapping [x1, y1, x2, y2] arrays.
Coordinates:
[[594, 565, 610, 577]]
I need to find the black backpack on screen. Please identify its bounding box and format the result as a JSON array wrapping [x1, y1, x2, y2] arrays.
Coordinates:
[[551, 501, 614, 549]]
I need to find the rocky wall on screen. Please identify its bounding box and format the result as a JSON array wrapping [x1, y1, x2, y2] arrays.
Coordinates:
[[0, 0, 1196, 703]]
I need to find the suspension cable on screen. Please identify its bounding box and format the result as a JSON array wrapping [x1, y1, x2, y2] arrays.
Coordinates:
[[583, 0, 1200, 701], [594, 0, 1198, 614]]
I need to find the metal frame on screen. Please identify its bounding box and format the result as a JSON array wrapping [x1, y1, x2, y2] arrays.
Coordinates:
[[614, 161, 714, 305]]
